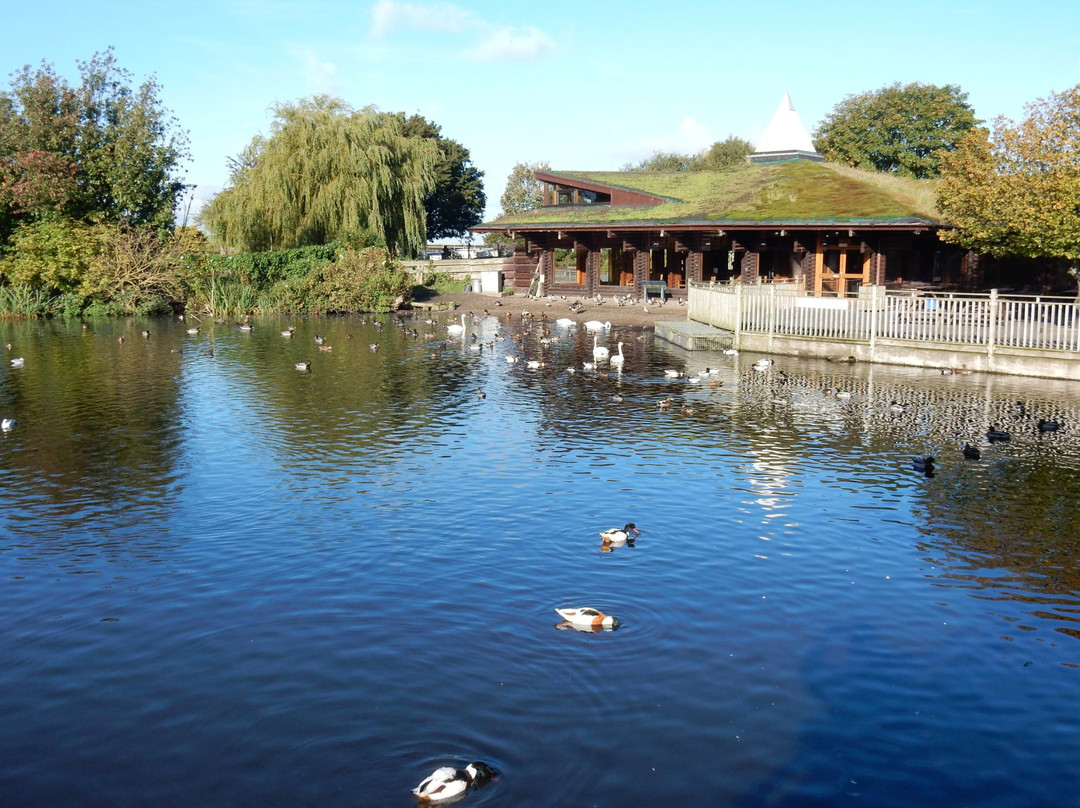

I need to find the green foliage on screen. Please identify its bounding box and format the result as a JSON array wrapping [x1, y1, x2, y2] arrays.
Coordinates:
[[620, 137, 755, 173], [813, 82, 978, 179], [0, 283, 50, 317], [314, 247, 411, 312], [500, 161, 549, 215], [395, 114, 486, 241], [200, 97, 438, 255], [937, 85, 1080, 262], [0, 218, 103, 294], [0, 48, 189, 232]]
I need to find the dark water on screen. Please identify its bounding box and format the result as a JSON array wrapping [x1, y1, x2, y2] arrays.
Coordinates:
[[2, 312, 1080, 807]]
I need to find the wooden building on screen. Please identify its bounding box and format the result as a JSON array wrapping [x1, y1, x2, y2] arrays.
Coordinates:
[[473, 96, 975, 299]]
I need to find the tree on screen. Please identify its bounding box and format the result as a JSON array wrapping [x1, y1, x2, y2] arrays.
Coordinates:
[[499, 160, 549, 215], [690, 136, 754, 170], [937, 85, 1080, 266], [201, 97, 439, 255], [813, 82, 978, 178], [395, 114, 485, 242], [0, 48, 189, 234], [621, 151, 693, 172]]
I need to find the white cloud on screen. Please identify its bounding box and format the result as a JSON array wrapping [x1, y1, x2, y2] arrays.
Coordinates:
[[299, 49, 340, 95], [369, 0, 557, 62], [370, 0, 474, 37], [636, 117, 714, 156], [472, 26, 556, 62]]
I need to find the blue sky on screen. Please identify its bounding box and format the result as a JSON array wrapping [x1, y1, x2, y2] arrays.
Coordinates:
[[5, 0, 1079, 225]]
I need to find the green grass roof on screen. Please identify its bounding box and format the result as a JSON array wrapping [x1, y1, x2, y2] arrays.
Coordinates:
[[481, 160, 944, 229]]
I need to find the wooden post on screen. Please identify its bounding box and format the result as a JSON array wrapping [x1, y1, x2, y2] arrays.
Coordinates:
[[987, 288, 998, 359]]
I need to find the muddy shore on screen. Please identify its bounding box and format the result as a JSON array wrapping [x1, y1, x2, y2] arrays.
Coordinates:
[[412, 290, 687, 329]]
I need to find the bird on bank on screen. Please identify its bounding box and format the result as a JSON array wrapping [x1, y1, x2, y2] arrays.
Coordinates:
[[412, 761, 497, 803], [600, 523, 638, 544], [555, 607, 621, 630]]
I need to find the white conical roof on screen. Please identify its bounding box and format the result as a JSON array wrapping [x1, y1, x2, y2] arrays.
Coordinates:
[[752, 93, 820, 160]]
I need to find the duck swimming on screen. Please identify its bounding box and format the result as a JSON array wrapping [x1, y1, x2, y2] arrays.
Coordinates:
[[987, 426, 1011, 443], [1038, 419, 1060, 433], [963, 443, 981, 460], [599, 523, 638, 544], [412, 761, 497, 803], [555, 607, 621, 630], [1, 417, 15, 432]]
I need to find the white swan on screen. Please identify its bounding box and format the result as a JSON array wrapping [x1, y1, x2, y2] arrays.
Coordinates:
[[592, 334, 610, 361], [610, 342, 625, 366], [446, 314, 466, 336], [584, 320, 611, 332], [555, 317, 576, 327]]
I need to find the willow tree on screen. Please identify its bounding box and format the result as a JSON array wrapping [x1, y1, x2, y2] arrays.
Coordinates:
[[202, 97, 439, 255]]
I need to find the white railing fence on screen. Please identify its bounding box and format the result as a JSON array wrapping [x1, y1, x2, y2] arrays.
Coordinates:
[[688, 282, 1080, 354]]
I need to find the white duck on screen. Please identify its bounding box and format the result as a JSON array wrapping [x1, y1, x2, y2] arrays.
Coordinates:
[[555, 607, 621, 630], [446, 314, 466, 336], [599, 523, 638, 544], [609, 342, 625, 367], [412, 761, 497, 802]]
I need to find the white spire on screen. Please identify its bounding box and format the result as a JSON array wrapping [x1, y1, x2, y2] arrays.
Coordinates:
[[751, 93, 822, 162]]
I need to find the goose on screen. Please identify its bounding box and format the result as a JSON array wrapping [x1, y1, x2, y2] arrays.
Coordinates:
[[963, 443, 981, 460], [583, 320, 611, 332], [987, 426, 1011, 443], [555, 607, 620, 630], [609, 342, 625, 366], [412, 762, 497, 803], [600, 523, 638, 544], [447, 314, 466, 336], [1, 417, 15, 432], [592, 334, 610, 361], [10, 357, 24, 368], [1038, 419, 1060, 433]]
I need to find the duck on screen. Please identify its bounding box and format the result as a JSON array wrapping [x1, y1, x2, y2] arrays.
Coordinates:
[[987, 426, 1011, 443], [476, 389, 486, 399], [281, 327, 296, 337], [141, 329, 151, 339], [10, 357, 24, 368], [314, 335, 325, 344], [722, 347, 739, 356], [526, 360, 545, 369], [835, 390, 853, 400], [592, 334, 610, 361], [599, 523, 638, 544], [753, 358, 774, 368], [663, 369, 685, 378], [446, 314, 466, 336], [681, 404, 696, 415], [610, 342, 625, 367], [412, 761, 497, 803], [295, 361, 311, 371], [583, 320, 611, 332], [963, 443, 981, 460], [911, 456, 935, 473], [1, 417, 15, 432], [1037, 419, 1060, 433], [186, 327, 200, 335], [656, 397, 673, 410], [555, 607, 621, 630], [889, 401, 906, 415]]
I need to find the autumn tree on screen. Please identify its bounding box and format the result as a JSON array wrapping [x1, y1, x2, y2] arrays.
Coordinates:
[[937, 85, 1080, 268], [813, 82, 978, 178], [201, 97, 439, 255], [0, 48, 189, 237]]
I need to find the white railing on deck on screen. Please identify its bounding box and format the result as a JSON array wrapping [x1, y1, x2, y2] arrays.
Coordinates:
[[688, 282, 1080, 353]]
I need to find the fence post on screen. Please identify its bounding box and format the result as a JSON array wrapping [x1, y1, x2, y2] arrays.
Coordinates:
[[767, 283, 777, 347], [869, 284, 881, 356], [734, 282, 744, 350], [987, 288, 998, 359]]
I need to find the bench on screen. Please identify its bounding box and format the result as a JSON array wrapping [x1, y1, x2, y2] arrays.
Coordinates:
[[640, 280, 668, 302]]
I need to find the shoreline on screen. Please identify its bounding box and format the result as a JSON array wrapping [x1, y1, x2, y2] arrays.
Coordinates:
[[414, 290, 687, 329]]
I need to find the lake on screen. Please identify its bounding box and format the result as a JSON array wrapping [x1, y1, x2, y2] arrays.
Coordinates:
[[2, 312, 1079, 807]]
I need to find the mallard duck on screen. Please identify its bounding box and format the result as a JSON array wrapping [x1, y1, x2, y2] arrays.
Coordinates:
[[141, 330, 151, 338], [987, 426, 1011, 443], [314, 335, 325, 344], [186, 327, 200, 335], [295, 361, 311, 372], [281, 327, 296, 337], [412, 761, 497, 803], [600, 523, 638, 544], [963, 443, 981, 460], [663, 369, 685, 378], [555, 607, 621, 630]]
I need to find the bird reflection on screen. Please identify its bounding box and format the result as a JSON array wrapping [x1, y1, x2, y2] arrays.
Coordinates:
[[555, 620, 616, 633]]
